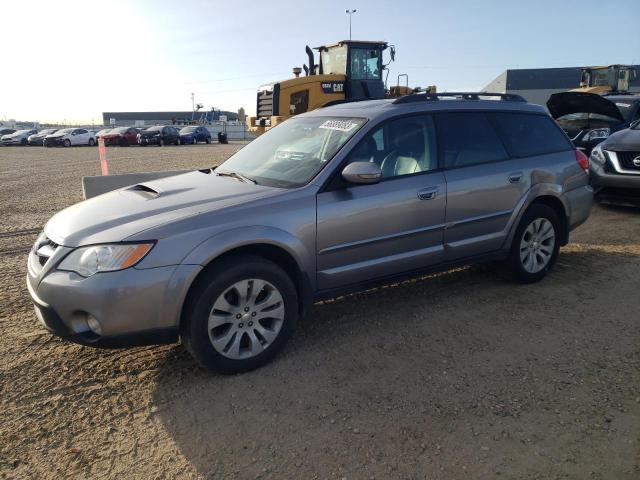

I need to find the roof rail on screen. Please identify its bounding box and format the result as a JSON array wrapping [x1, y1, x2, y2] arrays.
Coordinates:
[[392, 91, 527, 104]]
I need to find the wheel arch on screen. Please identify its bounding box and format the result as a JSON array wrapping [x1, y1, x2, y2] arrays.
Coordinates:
[[179, 237, 314, 330], [529, 195, 569, 245], [505, 185, 570, 249]]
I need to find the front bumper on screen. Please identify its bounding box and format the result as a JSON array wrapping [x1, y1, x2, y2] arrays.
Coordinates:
[[590, 161, 640, 190], [28, 138, 45, 145], [1, 139, 23, 145], [138, 136, 160, 145], [44, 137, 66, 146], [27, 253, 202, 348]]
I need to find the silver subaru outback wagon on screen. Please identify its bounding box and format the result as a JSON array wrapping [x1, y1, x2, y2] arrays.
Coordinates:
[[27, 93, 593, 373]]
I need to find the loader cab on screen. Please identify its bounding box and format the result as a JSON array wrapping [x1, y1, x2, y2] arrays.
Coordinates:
[[579, 65, 637, 94], [316, 40, 390, 100]]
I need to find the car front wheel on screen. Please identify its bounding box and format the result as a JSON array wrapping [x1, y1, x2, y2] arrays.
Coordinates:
[[63, 139, 71, 147], [508, 204, 560, 283], [181, 255, 298, 374]]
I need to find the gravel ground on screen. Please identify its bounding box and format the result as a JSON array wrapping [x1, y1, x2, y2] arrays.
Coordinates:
[[0, 144, 639, 480]]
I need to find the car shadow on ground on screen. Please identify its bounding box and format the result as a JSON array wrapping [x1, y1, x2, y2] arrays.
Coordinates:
[[150, 246, 640, 479]]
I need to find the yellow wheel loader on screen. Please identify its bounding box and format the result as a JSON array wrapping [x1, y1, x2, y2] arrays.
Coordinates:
[[247, 40, 433, 134], [573, 65, 637, 95]]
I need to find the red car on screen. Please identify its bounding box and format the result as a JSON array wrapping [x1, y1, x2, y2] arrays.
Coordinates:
[[101, 126, 139, 146]]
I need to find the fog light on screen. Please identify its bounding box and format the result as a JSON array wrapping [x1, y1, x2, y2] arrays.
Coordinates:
[[87, 315, 103, 336]]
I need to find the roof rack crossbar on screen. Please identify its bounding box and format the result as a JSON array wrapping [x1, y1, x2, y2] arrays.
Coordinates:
[[392, 91, 527, 104]]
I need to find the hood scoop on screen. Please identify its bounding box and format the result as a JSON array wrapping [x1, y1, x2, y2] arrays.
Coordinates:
[[128, 183, 160, 199]]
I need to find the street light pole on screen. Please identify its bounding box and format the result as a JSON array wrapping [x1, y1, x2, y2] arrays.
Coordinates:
[[346, 9, 357, 40]]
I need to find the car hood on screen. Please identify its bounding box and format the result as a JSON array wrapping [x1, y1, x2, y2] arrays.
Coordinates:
[[601, 127, 640, 151], [48, 133, 68, 138], [44, 170, 283, 247], [547, 92, 624, 121]]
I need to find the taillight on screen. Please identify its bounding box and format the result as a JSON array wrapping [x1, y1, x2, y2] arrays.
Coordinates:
[[575, 149, 589, 173]]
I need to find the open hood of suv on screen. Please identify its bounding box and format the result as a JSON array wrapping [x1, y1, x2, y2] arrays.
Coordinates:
[[547, 92, 624, 122]]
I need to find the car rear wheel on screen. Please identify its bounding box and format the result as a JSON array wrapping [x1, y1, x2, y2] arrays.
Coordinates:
[[63, 139, 71, 147], [181, 254, 298, 374], [508, 204, 560, 283]]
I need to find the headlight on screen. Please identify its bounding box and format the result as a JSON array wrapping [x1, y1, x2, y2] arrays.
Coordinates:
[[58, 243, 154, 277], [590, 144, 607, 165], [583, 128, 610, 142]]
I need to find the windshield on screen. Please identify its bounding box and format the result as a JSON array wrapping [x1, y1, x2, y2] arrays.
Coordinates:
[[320, 45, 347, 75], [145, 126, 163, 132], [41, 129, 57, 135], [14, 129, 32, 135], [111, 127, 128, 133], [218, 116, 366, 188], [56, 128, 74, 135], [180, 126, 198, 133]]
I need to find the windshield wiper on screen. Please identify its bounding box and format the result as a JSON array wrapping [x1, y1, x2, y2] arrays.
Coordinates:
[[216, 170, 257, 184]]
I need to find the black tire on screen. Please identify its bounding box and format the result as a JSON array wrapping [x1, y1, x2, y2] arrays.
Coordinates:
[[205, 137, 211, 144], [88, 137, 96, 146], [20, 138, 27, 146], [508, 204, 561, 284], [181, 254, 298, 374], [63, 139, 71, 147], [159, 137, 164, 147]]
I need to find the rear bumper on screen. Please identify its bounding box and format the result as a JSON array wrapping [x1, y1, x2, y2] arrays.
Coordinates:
[[564, 184, 594, 232]]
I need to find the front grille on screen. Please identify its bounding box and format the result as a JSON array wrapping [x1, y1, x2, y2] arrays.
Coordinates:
[[616, 151, 640, 171], [257, 90, 274, 119], [31, 234, 59, 273]]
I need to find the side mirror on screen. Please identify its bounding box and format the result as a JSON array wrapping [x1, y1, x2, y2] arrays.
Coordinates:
[[341, 161, 382, 185]]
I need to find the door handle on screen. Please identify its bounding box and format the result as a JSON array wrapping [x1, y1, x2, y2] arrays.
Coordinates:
[[508, 172, 523, 183], [417, 187, 438, 200]]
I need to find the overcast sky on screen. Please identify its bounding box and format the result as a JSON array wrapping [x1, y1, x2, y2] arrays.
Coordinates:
[[1, 0, 639, 124]]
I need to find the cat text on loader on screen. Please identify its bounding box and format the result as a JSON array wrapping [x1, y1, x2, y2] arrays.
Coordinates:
[[247, 40, 396, 135], [573, 65, 637, 95]]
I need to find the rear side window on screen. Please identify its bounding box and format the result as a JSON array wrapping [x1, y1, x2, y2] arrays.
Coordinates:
[[435, 113, 508, 169], [489, 112, 572, 157]]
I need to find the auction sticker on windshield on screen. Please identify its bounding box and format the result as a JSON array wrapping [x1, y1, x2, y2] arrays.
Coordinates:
[[319, 119, 359, 132]]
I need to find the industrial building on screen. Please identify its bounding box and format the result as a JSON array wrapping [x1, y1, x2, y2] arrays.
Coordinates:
[[483, 65, 640, 105], [101, 110, 239, 127]]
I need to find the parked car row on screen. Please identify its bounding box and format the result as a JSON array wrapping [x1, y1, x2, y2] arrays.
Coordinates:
[[1, 125, 215, 147], [547, 92, 640, 205]]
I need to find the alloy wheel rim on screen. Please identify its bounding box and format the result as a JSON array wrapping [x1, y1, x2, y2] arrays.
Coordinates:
[[208, 279, 285, 360], [519, 218, 555, 273]]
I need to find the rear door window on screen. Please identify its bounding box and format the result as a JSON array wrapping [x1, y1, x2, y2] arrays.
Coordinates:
[[489, 112, 572, 157], [435, 113, 508, 169]]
